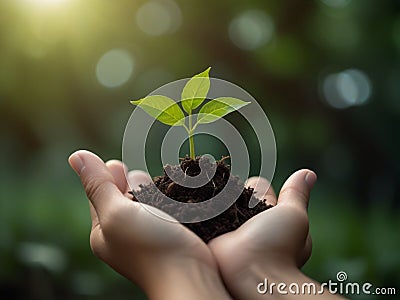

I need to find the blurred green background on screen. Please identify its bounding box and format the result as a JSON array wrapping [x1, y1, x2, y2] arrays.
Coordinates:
[[1, 0, 399, 299]]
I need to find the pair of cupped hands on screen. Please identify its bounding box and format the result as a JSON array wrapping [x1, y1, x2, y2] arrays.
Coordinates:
[[68, 150, 318, 300]]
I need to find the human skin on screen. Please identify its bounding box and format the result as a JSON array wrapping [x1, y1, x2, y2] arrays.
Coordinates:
[[69, 150, 345, 299], [69, 150, 232, 300], [209, 174, 345, 299]]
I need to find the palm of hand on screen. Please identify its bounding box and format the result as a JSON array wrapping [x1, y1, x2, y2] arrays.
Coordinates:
[[91, 194, 216, 265]]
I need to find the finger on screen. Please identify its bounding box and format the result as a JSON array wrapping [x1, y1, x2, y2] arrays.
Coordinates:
[[69, 150, 123, 216], [277, 169, 317, 211], [127, 170, 153, 191], [245, 176, 277, 206], [106, 160, 128, 193]]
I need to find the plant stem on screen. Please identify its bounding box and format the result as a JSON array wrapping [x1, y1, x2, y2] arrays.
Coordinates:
[[188, 111, 195, 159], [189, 132, 195, 159]]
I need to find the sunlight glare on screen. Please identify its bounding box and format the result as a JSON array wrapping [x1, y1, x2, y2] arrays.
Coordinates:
[[28, 0, 68, 5]]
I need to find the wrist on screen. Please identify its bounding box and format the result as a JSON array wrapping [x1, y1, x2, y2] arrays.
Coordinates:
[[223, 261, 345, 300], [144, 256, 232, 300], [220, 260, 298, 300]]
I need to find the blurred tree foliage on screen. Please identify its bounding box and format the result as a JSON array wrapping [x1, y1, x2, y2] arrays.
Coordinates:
[[0, 0, 399, 299]]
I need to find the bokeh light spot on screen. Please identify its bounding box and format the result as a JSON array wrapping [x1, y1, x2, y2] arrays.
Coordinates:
[[96, 49, 134, 88], [17, 242, 67, 273], [135, 0, 182, 36], [71, 271, 102, 296], [229, 10, 274, 51], [322, 69, 372, 109]]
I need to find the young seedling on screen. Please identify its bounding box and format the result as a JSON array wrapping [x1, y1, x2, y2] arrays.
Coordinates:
[[129, 68, 272, 242], [130, 67, 250, 159]]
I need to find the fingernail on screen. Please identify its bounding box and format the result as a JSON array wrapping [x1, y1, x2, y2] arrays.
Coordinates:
[[305, 171, 317, 189], [69, 154, 84, 175]]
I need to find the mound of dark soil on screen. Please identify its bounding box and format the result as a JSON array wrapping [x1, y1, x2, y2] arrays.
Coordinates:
[[130, 156, 273, 243]]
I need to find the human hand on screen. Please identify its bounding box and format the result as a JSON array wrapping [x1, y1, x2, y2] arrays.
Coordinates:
[[208, 170, 321, 299], [68, 150, 231, 299]]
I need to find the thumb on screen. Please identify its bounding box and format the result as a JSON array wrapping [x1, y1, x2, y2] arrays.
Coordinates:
[[69, 150, 123, 216], [277, 169, 317, 210]]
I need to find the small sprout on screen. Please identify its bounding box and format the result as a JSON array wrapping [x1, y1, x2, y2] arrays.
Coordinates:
[[131, 67, 250, 159]]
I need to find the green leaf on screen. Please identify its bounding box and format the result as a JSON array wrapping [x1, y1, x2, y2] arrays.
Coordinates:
[[131, 95, 185, 126], [197, 97, 250, 124], [181, 67, 211, 113]]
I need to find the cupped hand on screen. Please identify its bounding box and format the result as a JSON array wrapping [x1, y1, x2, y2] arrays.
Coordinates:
[[208, 170, 316, 295], [68, 150, 217, 292]]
